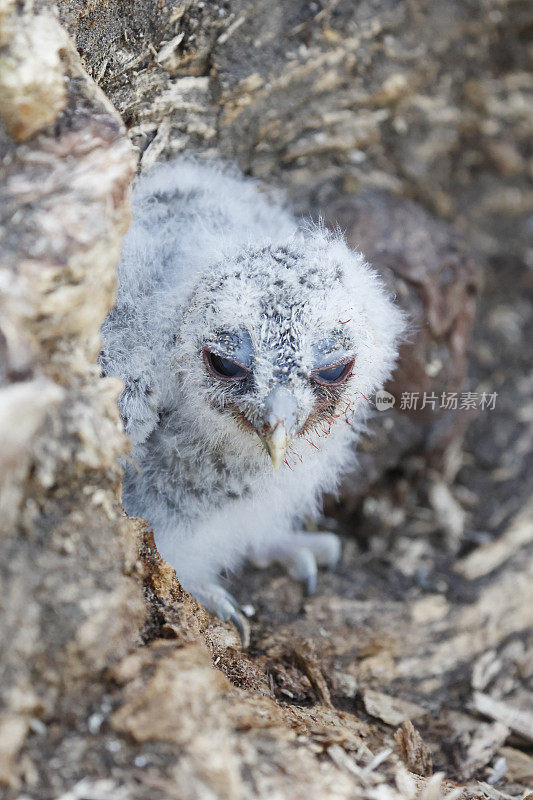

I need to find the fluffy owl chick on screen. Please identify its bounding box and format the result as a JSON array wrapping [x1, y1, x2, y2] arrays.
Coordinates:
[[100, 159, 404, 641]]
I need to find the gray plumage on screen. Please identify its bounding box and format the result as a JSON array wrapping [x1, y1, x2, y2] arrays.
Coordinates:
[[100, 159, 404, 637]]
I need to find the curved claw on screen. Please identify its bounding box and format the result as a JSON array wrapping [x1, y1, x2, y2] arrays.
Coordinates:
[[286, 547, 318, 596], [305, 569, 317, 597], [299, 531, 341, 569], [229, 609, 251, 648], [185, 581, 251, 648], [249, 531, 341, 597]]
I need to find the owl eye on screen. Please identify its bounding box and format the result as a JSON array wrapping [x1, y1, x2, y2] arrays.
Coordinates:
[[312, 359, 354, 386], [203, 348, 249, 382]]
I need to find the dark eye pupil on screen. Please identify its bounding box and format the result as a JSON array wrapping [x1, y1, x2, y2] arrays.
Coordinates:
[[209, 352, 247, 379], [315, 364, 348, 383]]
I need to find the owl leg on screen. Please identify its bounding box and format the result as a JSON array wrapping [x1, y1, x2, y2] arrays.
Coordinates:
[[187, 581, 251, 648], [251, 531, 341, 596]]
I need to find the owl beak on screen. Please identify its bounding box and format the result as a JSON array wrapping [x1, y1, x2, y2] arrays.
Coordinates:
[[260, 387, 298, 470], [263, 423, 290, 470]]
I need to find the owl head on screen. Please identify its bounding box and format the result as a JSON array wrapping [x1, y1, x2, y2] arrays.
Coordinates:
[[174, 226, 404, 469]]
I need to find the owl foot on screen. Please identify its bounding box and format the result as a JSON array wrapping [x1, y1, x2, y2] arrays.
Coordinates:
[[252, 531, 341, 596], [188, 581, 251, 648]]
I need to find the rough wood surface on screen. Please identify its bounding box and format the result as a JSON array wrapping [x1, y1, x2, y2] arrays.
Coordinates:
[[1, 1, 531, 799]]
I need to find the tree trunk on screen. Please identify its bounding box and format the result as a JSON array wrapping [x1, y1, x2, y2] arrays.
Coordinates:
[[1, 1, 531, 798]]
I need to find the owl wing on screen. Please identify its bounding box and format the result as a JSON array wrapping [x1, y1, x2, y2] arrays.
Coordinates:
[[100, 302, 162, 446]]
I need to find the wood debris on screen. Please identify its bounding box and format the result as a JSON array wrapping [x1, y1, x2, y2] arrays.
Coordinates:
[[456, 503, 533, 580], [395, 721, 433, 777], [473, 693, 533, 743], [364, 690, 428, 727]]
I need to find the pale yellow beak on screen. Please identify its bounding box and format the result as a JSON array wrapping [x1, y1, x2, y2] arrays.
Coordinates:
[[263, 422, 290, 470], [258, 386, 298, 470]]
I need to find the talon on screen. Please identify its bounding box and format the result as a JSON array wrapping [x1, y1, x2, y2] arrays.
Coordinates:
[[248, 531, 341, 595], [184, 581, 251, 647], [305, 568, 317, 597], [287, 547, 318, 596], [230, 610, 251, 648], [309, 532, 341, 569]]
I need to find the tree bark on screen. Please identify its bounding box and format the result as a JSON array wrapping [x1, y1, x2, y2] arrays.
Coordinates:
[[1, 1, 531, 798]]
